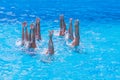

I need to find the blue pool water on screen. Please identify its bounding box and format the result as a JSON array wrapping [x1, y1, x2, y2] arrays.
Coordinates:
[[0, 0, 120, 80]]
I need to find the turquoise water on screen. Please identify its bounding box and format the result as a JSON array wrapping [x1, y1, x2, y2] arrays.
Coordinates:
[[0, 0, 120, 80]]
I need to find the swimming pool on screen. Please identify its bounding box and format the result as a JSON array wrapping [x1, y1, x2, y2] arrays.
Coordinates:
[[0, 0, 120, 80]]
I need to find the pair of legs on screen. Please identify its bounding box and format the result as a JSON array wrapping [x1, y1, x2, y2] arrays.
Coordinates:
[[71, 20, 80, 47], [66, 18, 80, 47], [35, 18, 41, 40], [59, 14, 66, 36], [59, 15, 80, 47], [22, 21, 54, 54], [22, 22, 36, 48], [28, 23, 37, 49], [46, 31, 54, 54], [35, 18, 54, 54], [68, 18, 80, 46], [68, 18, 74, 40], [22, 21, 29, 46]]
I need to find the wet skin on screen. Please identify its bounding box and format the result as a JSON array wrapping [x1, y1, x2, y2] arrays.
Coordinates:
[[68, 18, 74, 40], [59, 15, 66, 36], [22, 21, 27, 46], [46, 31, 54, 54], [35, 18, 41, 40], [72, 20, 80, 46], [28, 24, 36, 49]]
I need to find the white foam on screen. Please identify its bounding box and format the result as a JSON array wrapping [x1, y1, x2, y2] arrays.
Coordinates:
[[40, 48, 47, 54], [54, 30, 59, 36], [41, 58, 51, 63], [15, 39, 22, 46], [54, 20, 59, 23], [24, 41, 29, 48], [65, 32, 69, 40]]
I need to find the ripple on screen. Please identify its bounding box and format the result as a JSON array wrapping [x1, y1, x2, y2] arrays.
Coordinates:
[[0, 11, 3, 13], [11, 6, 16, 9], [29, 15, 36, 17], [7, 19, 17, 22], [24, 10, 29, 12], [21, 14, 28, 17], [6, 12, 15, 16], [0, 18, 7, 21], [54, 20, 59, 23], [0, 7, 5, 10]]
